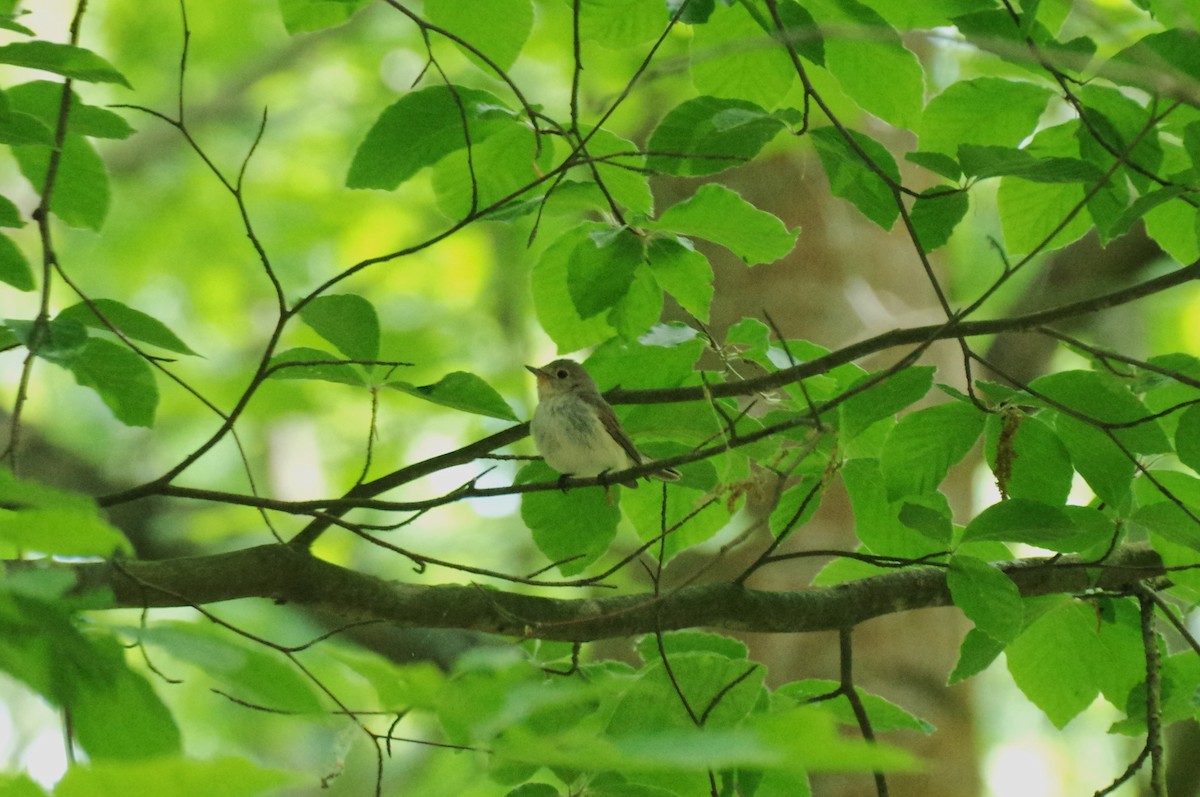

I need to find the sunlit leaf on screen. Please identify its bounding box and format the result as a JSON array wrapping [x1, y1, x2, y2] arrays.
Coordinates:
[[389, 370, 518, 420], [58, 299, 198, 355]]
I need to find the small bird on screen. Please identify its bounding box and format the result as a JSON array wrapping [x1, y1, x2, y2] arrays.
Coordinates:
[[526, 359, 681, 488]]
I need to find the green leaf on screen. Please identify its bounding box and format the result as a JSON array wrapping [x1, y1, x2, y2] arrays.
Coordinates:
[[769, 478, 824, 538], [567, 226, 644, 319], [1106, 186, 1188, 242], [1030, 370, 1170, 454], [1053, 416, 1133, 512], [426, 0, 533, 72], [905, 150, 961, 180], [776, 679, 935, 733], [810, 127, 901, 230], [838, 366, 935, 439], [432, 122, 546, 220], [635, 631, 749, 663], [347, 85, 515, 190], [0, 774, 47, 797], [959, 144, 1104, 182], [0, 41, 130, 86], [776, 0, 824, 65], [0, 193, 23, 228], [15, 135, 109, 230], [607, 263, 663, 341], [803, 0, 924, 130], [517, 461, 620, 575], [278, 0, 372, 33], [580, 0, 670, 48], [910, 188, 969, 252], [645, 96, 784, 177], [583, 127, 653, 215], [389, 370, 518, 421], [0, 233, 31, 290], [1175, 403, 1200, 474], [55, 757, 303, 797], [920, 78, 1052, 155], [984, 414, 1074, 505], [881, 401, 984, 500], [645, 236, 713, 323], [298, 293, 379, 362], [947, 555, 1023, 644], [532, 226, 616, 352], [840, 458, 943, 559], [1006, 597, 1145, 728], [623, 478, 728, 561], [948, 627, 1006, 684], [0, 109, 52, 145], [266, 347, 367, 386], [67, 338, 158, 427], [690, 1, 795, 109], [134, 621, 323, 713], [650, 184, 799, 265], [8, 81, 135, 139], [1110, 29, 1200, 96], [0, 507, 131, 558], [57, 299, 198, 355], [6, 316, 88, 364], [609, 653, 764, 735], [960, 498, 1076, 546]]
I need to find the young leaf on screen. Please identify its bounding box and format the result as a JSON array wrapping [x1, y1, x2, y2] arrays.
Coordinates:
[[298, 293, 379, 362], [947, 555, 1023, 644], [645, 96, 785, 177], [14, 136, 109, 230], [425, 0, 533, 72], [645, 236, 714, 323], [57, 299, 198, 355], [347, 85, 515, 190], [517, 461, 620, 576], [0, 232, 32, 290], [566, 226, 644, 319], [67, 338, 158, 427], [0, 41, 130, 86], [881, 400, 984, 500], [388, 371, 518, 421], [278, 0, 372, 33], [7, 81, 135, 139], [267, 347, 367, 387], [810, 127, 901, 229], [649, 184, 799, 265]]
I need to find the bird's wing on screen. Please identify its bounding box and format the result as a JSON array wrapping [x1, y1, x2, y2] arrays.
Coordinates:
[[583, 392, 643, 466]]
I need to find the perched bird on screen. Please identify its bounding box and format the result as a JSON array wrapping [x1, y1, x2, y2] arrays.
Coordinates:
[[526, 359, 681, 488]]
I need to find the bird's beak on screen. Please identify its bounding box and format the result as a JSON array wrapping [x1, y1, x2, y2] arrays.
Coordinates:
[[525, 364, 548, 382]]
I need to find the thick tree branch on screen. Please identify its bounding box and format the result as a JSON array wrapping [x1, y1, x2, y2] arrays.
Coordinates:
[[42, 543, 1164, 642]]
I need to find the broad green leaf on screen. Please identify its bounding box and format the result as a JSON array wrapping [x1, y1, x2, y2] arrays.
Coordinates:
[[278, 0, 372, 33], [15, 135, 109, 230], [0, 233, 31, 290], [1176, 403, 1200, 473], [810, 127, 901, 230], [997, 174, 1091, 257], [389, 370, 518, 420], [690, 1, 794, 109], [776, 0, 825, 65], [769, 477, 825, 538], [67, 338, 158, 427], [650, 184, 798, 265], [426, 0, 533, 72], [0, 41, 129, 86], [0, 110, 51, 145], [984, 413, 1073, 505], [623, 478, 727, 561], [803, 0, 924, 130], [840, 458, 943, 559], [266, 346, 367, 386], [298, 293, 379, 362], [609, 653, 764, 735], [880, 400, 984, 500], [57, 299, 197, 355], [134, 621, 323, 713], [897, 497, 953, 543], [948, 627, 1006, 684], [947, 555, 1023, 643], [635, 631, 749, 663], [0, 774, 47, 797], [1006, 597, 1145, 728], [959, 145, 1104, 183], [1053, 416, 1133, 513], [517, 461, 620, 575], [920, 78, 1052, 155], [838, 366, 934, 439], [1076, 85, 1162, 191], [0, 193, 23, 227], [961, 498, 1076, 546], [1130, 501, 1200, 554], [55, 757, 303, 797], [1110, 29, 1200, 96], [567, 226, 644, 319], [775, 679, 935, 733], [347, 85, 515, 189], [0, 507, 131, 558], [583, 127, 653, 215], [910, 187, 968, 252], [607, 263, 663, 341], [905, 150, 962, 180], [7, 316, 87, 364], [645, 236, 713, 323], [433, 122, 548, 220], [1029, 370, 1170, 454], [1106, 186, 1188, 243], [645, 96, 784, 176], [532, 226, 616, 352], [1143, 184, 1199, 265], [580, 0, 670, 48], [8, 81, 135, 139]]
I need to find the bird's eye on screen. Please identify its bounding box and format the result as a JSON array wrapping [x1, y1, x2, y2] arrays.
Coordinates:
[[556, 369, 569, 379]]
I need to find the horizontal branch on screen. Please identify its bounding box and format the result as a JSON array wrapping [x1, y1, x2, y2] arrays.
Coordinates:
[[46, 543, 1164, 642]]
